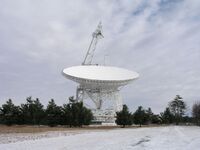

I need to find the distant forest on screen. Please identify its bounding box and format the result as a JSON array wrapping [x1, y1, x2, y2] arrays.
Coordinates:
[[0, 95, 200, 127]]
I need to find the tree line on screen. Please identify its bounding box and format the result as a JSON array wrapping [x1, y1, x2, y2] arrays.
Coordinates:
[[0, 95, 200, 127], [116, 95, 200, 127], [0, 96, 93, 127]]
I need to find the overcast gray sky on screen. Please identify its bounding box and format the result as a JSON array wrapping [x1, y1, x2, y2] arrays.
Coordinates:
[[0, 0, 200, 114]]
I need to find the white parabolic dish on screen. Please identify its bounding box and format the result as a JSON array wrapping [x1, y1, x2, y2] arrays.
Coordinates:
[[63, 65, 139, 89]]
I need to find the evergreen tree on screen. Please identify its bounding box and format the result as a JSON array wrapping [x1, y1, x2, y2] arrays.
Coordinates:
[[21, 97, 45, 125], [82, 107, 93, 125], [1, 99, 22, 125], [62, 97, 93, 127], [133, 106, 148, 127], [192, 102, 200, 126], [34, 98, 45, 124], [160, 107, 174, 124], [45, 99, 63, 127], [62, 103, 72, 126], [115, 105, 132, 128], [169, 95, 186, 125]]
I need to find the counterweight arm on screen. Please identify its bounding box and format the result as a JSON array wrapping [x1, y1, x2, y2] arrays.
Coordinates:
[[82, 22, 103, 65]]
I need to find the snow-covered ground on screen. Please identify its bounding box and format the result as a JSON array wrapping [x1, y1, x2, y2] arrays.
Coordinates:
[[0, 126, 200, 150]]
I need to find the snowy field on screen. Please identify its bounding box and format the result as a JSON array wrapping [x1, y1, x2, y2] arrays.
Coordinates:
[[0, 126, 200, 150]]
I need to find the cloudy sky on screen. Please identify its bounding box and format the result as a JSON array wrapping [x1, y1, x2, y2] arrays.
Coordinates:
[[0, 0, 200, 114]]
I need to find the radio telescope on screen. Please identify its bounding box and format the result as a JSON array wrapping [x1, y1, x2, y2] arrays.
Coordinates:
[[63, 23, 139, 124]]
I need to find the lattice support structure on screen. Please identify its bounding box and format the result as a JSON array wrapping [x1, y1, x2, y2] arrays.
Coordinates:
[[82, 22, 103, 65], [76, 86, 123, 123]]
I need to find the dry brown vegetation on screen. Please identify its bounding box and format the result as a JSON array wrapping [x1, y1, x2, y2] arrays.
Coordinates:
[[0, 125, 71, 134], [0, 124, 164, 134], [0, 125, 120, 134]]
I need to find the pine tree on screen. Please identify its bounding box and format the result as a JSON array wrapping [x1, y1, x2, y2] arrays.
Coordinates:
[[169, 95, 186, 125], [62, 97, 93, 127], [46, 99, 63, 127], [133, 106, 148, 127], [160, 107, 174, 124], [21, 97, 45, 125], [1, 99, 22, 125], [62, 103, 72, 126], [115, 105, 132, 127]]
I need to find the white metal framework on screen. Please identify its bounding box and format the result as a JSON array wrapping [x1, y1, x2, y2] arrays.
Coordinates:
[[76, 86, 123, 123], [82, 22, 103, 65], [76, 86, 123, 111]]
